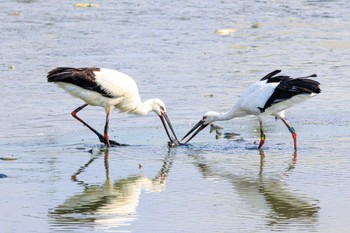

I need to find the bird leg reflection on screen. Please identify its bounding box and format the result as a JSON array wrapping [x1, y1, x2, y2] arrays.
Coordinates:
[[50, 148, 176, 228], [190, 150, 318, 227], [153, 148, 175, 184], [286, 150, 298, 173], [259, 149, 298, 177], [259, 149, 265, 175], [71, 155, 98, 182]]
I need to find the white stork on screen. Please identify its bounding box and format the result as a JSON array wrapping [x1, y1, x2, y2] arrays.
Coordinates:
[[47, 67, 179, 147], [182, 70, 321, 150]]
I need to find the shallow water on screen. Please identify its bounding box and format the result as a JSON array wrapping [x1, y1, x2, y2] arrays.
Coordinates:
[[1, 0, 350, 232]]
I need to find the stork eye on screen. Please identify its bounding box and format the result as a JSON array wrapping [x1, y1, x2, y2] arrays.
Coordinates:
[[203, 116, 207, 120], [160, 106, 165, 111]]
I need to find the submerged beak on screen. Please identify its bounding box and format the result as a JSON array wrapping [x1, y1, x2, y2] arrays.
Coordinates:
[[181, 119, 209, 144], [159, 112, 179, 143]]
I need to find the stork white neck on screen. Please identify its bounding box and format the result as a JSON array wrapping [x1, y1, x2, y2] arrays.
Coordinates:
[[205, 105, 247, 123], [133, 99, 156, 115], [132, 99, 165, 116]]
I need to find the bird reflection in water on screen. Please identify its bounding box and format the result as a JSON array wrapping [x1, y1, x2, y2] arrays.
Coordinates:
[[194, 150, 319, 230], [49, 149, 175, 230]]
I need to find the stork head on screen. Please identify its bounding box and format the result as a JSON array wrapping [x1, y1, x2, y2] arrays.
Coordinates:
[[201, 111, 221, 125], [149, 99, 167, 116], [147, 99, 179, 145], [181, 111, 221, 144]]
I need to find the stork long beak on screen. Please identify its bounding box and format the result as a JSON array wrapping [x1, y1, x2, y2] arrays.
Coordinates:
[[181, 119, 209, 144], [159, 113, 179, 143]]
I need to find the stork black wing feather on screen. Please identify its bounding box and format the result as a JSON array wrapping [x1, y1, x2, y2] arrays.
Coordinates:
[[259, 75, 321, 112], [47, 67, 115, 98]]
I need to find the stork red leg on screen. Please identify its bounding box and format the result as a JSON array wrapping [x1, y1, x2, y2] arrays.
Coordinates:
[[258, 120, 266, 149], [280, 118, 297, 150], [104, 111, 111, 147], [71, 104, 104, 140], [103, 110, 128, 147], [71, 104, 125, 147]]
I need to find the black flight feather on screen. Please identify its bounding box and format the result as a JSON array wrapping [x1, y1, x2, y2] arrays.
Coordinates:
[[47, 67, 115, 98], [260, 70, 282, 81], [259, 71, 321, 113]]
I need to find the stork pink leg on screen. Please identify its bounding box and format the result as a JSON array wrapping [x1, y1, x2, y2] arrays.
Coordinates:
[[104, 112, 111, 147], [71, 104, 125, 147], [258, 121, 266, 149], [71, 104, 107, 144], [280, 118, 297, 150]]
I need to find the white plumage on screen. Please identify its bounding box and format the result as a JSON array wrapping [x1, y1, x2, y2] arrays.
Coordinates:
[[55, 69, 143, 114], [182, 70, 321, 150], [48, 67, 179, 147]]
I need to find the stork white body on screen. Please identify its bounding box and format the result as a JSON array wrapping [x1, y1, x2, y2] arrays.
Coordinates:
[[182, 70, 321, 150], [56, 69, 143, 114], [47, 67, 179, 147], [218, 79, 317, 121]]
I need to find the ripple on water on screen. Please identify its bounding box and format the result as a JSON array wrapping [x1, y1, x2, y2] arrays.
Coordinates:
[[1, 0, 350, 232]]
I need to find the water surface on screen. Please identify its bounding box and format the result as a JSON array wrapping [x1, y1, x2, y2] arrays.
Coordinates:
[[1, 0, 350, 232]]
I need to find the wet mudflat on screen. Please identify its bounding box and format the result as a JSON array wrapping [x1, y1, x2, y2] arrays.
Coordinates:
[[1, 0, 350, 232]]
